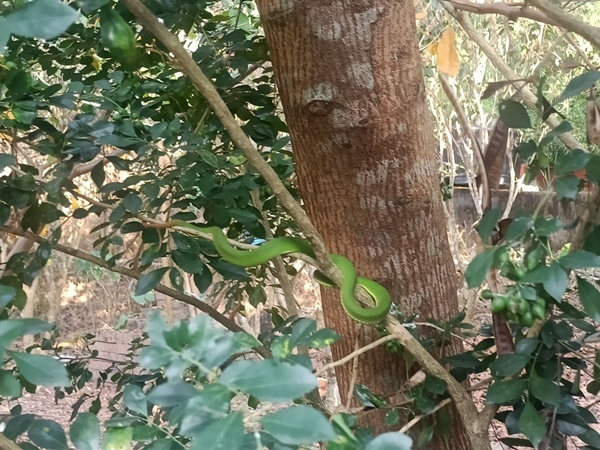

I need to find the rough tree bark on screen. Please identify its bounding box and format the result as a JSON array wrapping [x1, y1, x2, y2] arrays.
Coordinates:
[[255, 1, 472, 448]]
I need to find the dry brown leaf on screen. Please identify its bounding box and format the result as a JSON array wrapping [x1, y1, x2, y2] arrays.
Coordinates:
[[415, 10, 427, 21], [427, 42, 438, 56], [437, 27, 460, 77]]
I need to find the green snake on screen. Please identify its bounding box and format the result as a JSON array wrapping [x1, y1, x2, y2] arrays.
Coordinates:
[[164, 220, 391, 323]]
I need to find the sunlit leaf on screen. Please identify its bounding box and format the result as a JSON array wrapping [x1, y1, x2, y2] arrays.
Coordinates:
[[261, 406, 336, 446], [8, 0, 79, 40], [518, 401, 547, 448], [70, 413, 100, 450]]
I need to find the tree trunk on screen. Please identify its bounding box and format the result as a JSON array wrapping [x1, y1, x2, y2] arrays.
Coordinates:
[[255, 1, 473, 448]]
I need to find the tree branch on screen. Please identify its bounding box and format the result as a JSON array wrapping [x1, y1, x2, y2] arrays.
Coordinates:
[[0, 225, 271, 359], [527, 0, 600, 50], [448, 0, 600, 50], [448, 0, 562, 27], [441, 1, 585, 150]]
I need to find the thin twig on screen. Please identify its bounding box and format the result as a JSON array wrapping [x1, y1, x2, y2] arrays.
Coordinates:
[[399, 398, 452, 434], [316, 335, 397, 376], [345, 335, 361, 411]]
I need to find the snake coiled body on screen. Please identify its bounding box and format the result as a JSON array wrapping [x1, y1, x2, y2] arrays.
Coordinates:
[[170, 220, 391, 323]]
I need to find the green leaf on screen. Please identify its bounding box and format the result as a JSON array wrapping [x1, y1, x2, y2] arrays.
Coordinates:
[[577, 277, 600, 322], [499, 100, 532, 128], [530, 376, 560, 406], [534, 218, 563, 236], [0, 370, 21, 397], [123, 385, 147, 416], [580, 428, 600, 448], [91, 164, 105, 188], [199, 149, 219, 168], [220, 359, 317, 402], [171, 233, 200, 253], [0, 203, 10, 225], [465, 248, 496, 288], [485, 379, 526, 404], [77, 0, 111, 13], [560, 251, 600, 269], [365, 432, 413, 450], [505, 217, 534, 241], [28, 419, 68, 449], [4, 414, 35, 440], [290, 318, 317, 346], [477, 208, 502, 242], [121, 193, 142, 213], [70, 413, 100, 450], [0, 321, 26, 351], [190, 412, 244, 450], [540, 120, 572, 146], [96, 135, 140, 147], [101, 427, 133, 450], [555, 71, 600, 104], [194, 270, 212, 293], [543, 262, 568, 301], [554, 175, 581, 200], [515, 338, 538, 355], [8, 0, 79, 40], [135, 267, 169, 296], [490, 354, 530, 377], [147, 382, 197, 407], [172, 250, 205, 274], [355, 384, 388, 408], [518, 401, 547, 448], [0, 154, 16, 170], [179, 384, 233, 436], [555, 149, 591, 175], [261, 406, 336, 446], [424, 376, 447, 395], [417, 425, 434, 447], [12, 352, 70, 387], [515, 139, 537, 160], [0, 21, 9, 55], [298, 328, 340, 348], [0, 285, 17, 308], [17, 318, 53, 336], [584, 225, 600, 255], [209, 259, 249, 280], [142, 439, 173, 450]]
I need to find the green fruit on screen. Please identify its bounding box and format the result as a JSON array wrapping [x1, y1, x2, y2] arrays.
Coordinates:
[[100, 8, 139, 69], [507, 297, 521, 314], [512, 266, 527, 279], [481, 289, 494, 300], [531, 304, 546, 320], [491, 296, 507, 312], [495, 248, 510, 266], [521, 312, 534, 327], [535, 296, 546, 307], [525, 244, 545, 270], [518, 299, 530, 315], [538, 153, 550, 169]]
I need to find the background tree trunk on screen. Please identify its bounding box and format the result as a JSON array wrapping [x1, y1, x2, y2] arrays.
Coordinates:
[[256, 1, 473, 448]]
